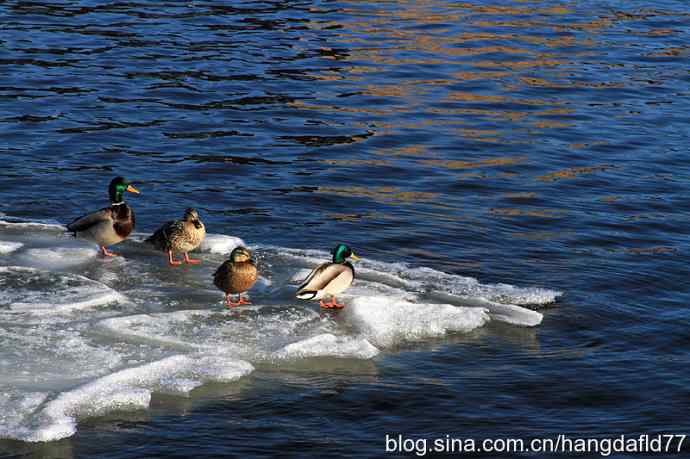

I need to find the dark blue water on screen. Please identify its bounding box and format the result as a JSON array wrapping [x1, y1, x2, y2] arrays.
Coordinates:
[[1, 0, 690, 457]]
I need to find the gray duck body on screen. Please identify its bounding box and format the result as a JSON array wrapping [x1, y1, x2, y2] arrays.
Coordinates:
[[67, 202, 135, 247], [296, 261, 355, 300]]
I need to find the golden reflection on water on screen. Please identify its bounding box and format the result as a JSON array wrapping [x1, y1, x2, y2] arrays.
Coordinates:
[[452, 70, 511, 81], [490, 208, 566, 218], [374, 144, 431, 157], [295, 0, 685, 227], [316, 186, 439, 205], [537, 165, 613, 182], [420, 157, 526, 170], [532, 120, 573, 129]]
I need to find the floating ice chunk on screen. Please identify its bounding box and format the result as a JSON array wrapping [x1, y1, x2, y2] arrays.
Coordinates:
[[274, 333, 379, 360], [0, 218, 66, 231], [0, 325, 123, 386], [160, 378, 204, 395], [290, 268, 312, 283], [16, 355, 253, 442], [0, 266, 122, 314], [431, 294, 543, 327], [0, 241, 23, 254], [344, 279, 418, 303], [18, 247, 99, 269], [0, 391, 50, 441], [98, 312, 204, 351], [344, 296, 490, 347], [407, 266, 562, 305], [199, 234, 246, 254], [481, 300, 543, 327], [97, 307, 329, 359]]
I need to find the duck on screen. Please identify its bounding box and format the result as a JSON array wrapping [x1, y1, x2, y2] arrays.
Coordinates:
[[213, 246, 258, 307], [145, 208, 206, 266], [296, 243, 360, 309], [66, 176, 139, 257]]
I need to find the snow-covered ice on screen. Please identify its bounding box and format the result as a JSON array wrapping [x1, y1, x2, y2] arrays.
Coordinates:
[[0, 218, 561, 442]]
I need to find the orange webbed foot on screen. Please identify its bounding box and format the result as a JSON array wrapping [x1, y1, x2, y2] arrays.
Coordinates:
[[183, 253, 201, 265], [226, 295, 250, 308], [320, 298, 345, 309], [100, 246, 118, 257]]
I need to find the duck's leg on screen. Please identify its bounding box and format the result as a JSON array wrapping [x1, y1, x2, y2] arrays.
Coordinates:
[[225, 294, 245, 308], [183, 252, 201, 265], [100, 246, 118, 257], [168, 250, 182, 266]]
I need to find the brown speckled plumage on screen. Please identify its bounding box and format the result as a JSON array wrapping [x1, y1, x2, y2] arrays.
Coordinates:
[[146, 208, 205, 254]]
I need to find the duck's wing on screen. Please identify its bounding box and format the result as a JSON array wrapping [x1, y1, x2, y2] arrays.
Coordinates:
[[214, 260, 231, 278], [145, 220, 181, 250], [66, 207, 112, 234], [297, 262, 350, 293]]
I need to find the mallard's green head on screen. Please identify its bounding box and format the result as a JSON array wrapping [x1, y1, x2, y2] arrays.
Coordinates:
[[331, 243, 360, 263], [108, 177, 140, 203], [230, 246, 252, 263]]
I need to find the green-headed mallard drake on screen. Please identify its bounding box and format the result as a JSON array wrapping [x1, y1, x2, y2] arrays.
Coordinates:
[[67, 176, 140, 257], [296, 243, 360, 309], [214, 246, 258, 307], [145, 208, 206, 266]]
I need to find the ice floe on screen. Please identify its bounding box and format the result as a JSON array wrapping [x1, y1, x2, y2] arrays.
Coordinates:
[[199, 234, 246, 254], [0, 218, 65, 232], [0, 241, 23, 254], [273, 334, 379, 360], [0, 219, 561, 443], [274, 246, 556, 326], [17, 247, 99, 270], [97, 307, 332, 358], [0, 266, 123, 315], [344, 296, 490, 347], [14, 355, 253, 442]]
